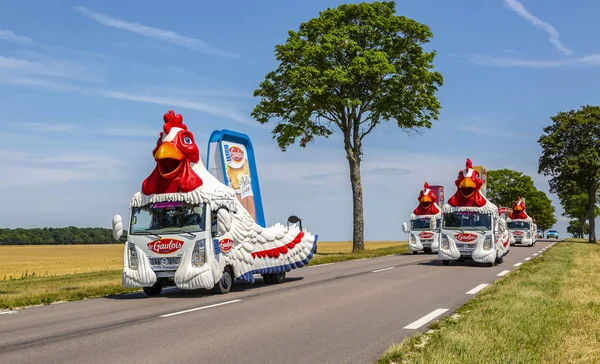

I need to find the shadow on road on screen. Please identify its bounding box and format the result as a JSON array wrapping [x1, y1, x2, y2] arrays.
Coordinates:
[[104, 276, 305, 300]]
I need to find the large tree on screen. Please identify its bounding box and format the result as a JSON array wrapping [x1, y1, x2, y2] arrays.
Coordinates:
[[538, 105, 600, 243], [567, 219, 589, 239], [251, 1, 443, 252], [556, 180, 600, 238], [486, 169, 556, 232]]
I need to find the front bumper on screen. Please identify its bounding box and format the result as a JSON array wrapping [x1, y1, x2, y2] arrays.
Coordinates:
[[122, 244, 222, 290], [438, 239, 496, 264]]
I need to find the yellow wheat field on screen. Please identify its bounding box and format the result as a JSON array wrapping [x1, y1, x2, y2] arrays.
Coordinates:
[[0, 241, 405, 280]]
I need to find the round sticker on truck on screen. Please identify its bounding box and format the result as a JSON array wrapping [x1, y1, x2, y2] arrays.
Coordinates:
[[219, 238, 234, 253]]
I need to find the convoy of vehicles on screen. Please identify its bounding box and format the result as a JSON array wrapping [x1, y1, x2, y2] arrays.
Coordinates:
[[402, 183, 443, 254], [111, 110, 318, 296], [437, 159, 510, 266]]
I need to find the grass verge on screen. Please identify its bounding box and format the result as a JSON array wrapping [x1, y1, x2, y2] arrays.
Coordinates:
[[378, 240, 600, 363], [1, 241, 407, 310]]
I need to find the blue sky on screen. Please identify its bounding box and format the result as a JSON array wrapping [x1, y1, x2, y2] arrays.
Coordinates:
[[1, 0, 598, 240]]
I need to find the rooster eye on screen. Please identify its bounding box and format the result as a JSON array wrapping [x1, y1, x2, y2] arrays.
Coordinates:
[[183, 136, 192, 144]]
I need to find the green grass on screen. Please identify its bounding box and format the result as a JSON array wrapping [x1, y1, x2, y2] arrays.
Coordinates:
[[378, 240, 600, 363], [1, 241, 407, 310]]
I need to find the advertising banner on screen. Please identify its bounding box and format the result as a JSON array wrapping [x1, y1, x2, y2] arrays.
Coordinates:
[[473, 165, 487, 197], [206, 130, 266, 227], [428, 185, 444, 206]]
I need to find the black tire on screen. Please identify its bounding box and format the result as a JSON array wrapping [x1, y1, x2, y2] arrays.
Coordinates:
[[262, 273, 272, 284], [424, 248, 432, 253], [412, 251, 419, 255], [143, 282, 162, 296], [212, 266, 233, 294], [442, 260, 450, 266], [271, 271, 286, 284]]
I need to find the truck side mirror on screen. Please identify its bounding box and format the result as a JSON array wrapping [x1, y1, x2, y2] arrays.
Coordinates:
[[287, 215, 302, 231], [112, 215, 124, 241], [402, 222, 408, 233]]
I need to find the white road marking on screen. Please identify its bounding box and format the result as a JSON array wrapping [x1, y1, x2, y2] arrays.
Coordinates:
[[514, 262, 523, 267], [311, 263, 334, 267], [0, 311, 17, 315], [497, 270, 511, 277], [404, 308, 449, 329], [466, 284, 489, 295], [525, 257, 532, 261], [372, 267, 395, 273], [538, 251, 543, 253], [533, 253, 538, 256], [159, 299, 242, 318]]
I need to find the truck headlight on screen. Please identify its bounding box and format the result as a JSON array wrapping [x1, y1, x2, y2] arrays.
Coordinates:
[[483, 235, 492, 251], [191, 239, 206, 267], [441, 234, 449, 249], [128, 243, 139, 270]]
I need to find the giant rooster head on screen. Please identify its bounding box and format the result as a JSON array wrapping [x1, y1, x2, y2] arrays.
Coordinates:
[[141, 110, 203, 195], [447, 158, 487, 207], [509, 196, 528, 219], [413, 182, 440, 215]]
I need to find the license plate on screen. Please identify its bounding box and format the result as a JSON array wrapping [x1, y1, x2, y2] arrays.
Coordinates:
[[156, 271, 175, 278]]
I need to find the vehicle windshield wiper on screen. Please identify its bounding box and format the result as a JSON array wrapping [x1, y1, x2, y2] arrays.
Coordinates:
[[178, 231, 197, 238]]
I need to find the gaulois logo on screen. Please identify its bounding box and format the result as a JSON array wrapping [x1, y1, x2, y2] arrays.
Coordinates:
[[219, 238, 234, 253], [229, 146, 244, 162], [147, 239, 184, 254], [454, 232, 478, 243], [419, 231, 434, 239], [513, 231, 524, 236]]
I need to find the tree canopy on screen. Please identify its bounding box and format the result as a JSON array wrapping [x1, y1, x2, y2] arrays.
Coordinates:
[[0, 227, 121, 245], [487, 169, 556, 231], [538, 105, 600, 243], [251, 1, 443, 251]]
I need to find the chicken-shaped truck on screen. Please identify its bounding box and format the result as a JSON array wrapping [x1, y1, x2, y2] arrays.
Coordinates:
[[402, 182, 442, 254], [438, 158, 510, 266], [507, 197, 536, 247], [111, 110, 318, 296]]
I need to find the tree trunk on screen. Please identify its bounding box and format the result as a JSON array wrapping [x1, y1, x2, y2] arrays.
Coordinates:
[[588, 184, 597, 243], [579, 216, 585, 240], [347, 151, 364, 252]]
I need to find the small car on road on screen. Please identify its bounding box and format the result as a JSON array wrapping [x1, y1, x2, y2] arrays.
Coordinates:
[[547, 230, 559, 239], [536, 230, 543, 238]]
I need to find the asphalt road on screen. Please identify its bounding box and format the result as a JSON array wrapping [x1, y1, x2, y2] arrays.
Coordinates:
[[0, 239, 559, 364]]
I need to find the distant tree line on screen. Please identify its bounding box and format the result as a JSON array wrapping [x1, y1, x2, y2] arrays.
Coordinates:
[[0, 227, 124, 245]]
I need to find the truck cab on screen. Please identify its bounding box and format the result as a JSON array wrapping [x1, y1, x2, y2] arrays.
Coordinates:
[[507, 220, 535, 246], [402, 216, 441, 254], [113, 201, 231, 296], [439, 209, 509, 266]]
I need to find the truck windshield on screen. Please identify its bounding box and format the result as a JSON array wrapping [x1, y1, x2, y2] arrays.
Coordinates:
[[130, 201, 206, 235], [443, 211, 492, 230], [411, 218, 431, 230], [507, 221, 530, 229]]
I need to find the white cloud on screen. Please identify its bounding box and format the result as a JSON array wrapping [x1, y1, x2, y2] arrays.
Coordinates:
[[11, 122, 83, 134], [0, 29, 32, 44], [469, 53, 600, 68], [0, 54, 104, 82], [97, 90, 257, 126], [0, 151, 121, 188], [75, 7, 240, 58], [6, 77, 84, 92], [456, 122, 523, 138], [503, 0, 571, 55]]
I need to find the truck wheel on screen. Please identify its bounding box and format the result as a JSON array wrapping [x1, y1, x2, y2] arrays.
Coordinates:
[[212, 266, 233, 294], [442, 260, 450, 266], [412, 251, 418, 255], [143, 282, 162, 297], [262, 274, 272, 284], [271, 271, 286, 284]]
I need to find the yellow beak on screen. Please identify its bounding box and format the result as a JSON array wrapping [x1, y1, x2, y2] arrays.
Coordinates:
[[154, 142, 185, 179], [459, 178, 477, 197]]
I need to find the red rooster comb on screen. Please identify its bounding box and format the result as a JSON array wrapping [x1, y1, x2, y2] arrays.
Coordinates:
[[163, 110, 187, 134], [424, 182, 429, 190], [466, 158, 472, 170]]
